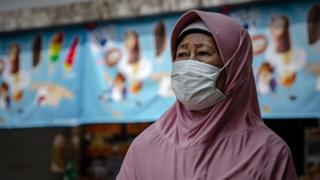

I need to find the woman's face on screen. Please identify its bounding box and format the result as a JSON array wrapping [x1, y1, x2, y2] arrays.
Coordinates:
[[175, 33, 226, 91]]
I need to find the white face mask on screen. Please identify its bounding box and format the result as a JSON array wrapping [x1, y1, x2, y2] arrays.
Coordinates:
[[171, 60, 227, 110]]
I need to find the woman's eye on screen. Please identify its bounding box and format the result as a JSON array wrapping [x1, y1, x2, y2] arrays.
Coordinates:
[[198, 51, 211, 56], [177, 52, 188, 58]]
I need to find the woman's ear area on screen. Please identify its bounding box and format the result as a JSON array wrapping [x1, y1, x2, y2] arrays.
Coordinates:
[[216, 69, 226, 93]]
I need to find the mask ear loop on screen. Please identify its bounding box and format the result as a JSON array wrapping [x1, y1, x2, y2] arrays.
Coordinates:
[[218, 30, 247, 73], [219, 57, 233, 73], [218, 30, 249, 97]]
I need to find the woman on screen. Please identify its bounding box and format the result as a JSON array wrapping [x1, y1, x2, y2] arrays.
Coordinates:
[[117, 10, 297, 180]]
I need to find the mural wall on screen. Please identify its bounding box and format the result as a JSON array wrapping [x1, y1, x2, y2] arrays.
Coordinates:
[[0, 1, 319, 128]]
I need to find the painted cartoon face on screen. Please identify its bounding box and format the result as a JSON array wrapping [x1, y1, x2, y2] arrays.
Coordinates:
[[114, 73, 125, 86], [0, 82, 9, 96], [258, 63, 274, 83], [260, 69, 272, 83]]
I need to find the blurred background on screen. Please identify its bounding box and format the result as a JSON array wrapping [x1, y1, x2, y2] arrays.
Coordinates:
[[0, 0, 320, 179]]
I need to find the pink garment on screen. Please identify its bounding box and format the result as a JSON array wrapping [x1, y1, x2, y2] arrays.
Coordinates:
[[117, 10, 297, 180]]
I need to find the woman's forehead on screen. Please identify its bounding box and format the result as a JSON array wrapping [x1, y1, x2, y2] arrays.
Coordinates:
[[177, 33, 217, 48]]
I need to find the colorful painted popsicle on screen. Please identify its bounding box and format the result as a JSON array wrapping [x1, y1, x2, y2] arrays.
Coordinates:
[[49, 32, 64, 63], [64, 36, 80, 72]]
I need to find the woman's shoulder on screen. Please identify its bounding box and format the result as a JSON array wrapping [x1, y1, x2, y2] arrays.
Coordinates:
[[222, 126, 291, 156], [250, 127, 297, 179], [248, 126, 292, 154], [129, 123, 161, 150]]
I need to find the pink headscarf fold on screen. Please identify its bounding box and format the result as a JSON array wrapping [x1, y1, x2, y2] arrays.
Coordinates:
[[117, 10, 297, 180]]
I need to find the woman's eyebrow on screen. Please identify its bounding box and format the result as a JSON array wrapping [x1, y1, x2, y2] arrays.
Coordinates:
[[178, 43, 188, 49], [194, 43, 214, 49]]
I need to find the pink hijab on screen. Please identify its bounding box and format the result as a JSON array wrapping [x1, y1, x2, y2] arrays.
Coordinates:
[[117, 10, 297, 180]]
